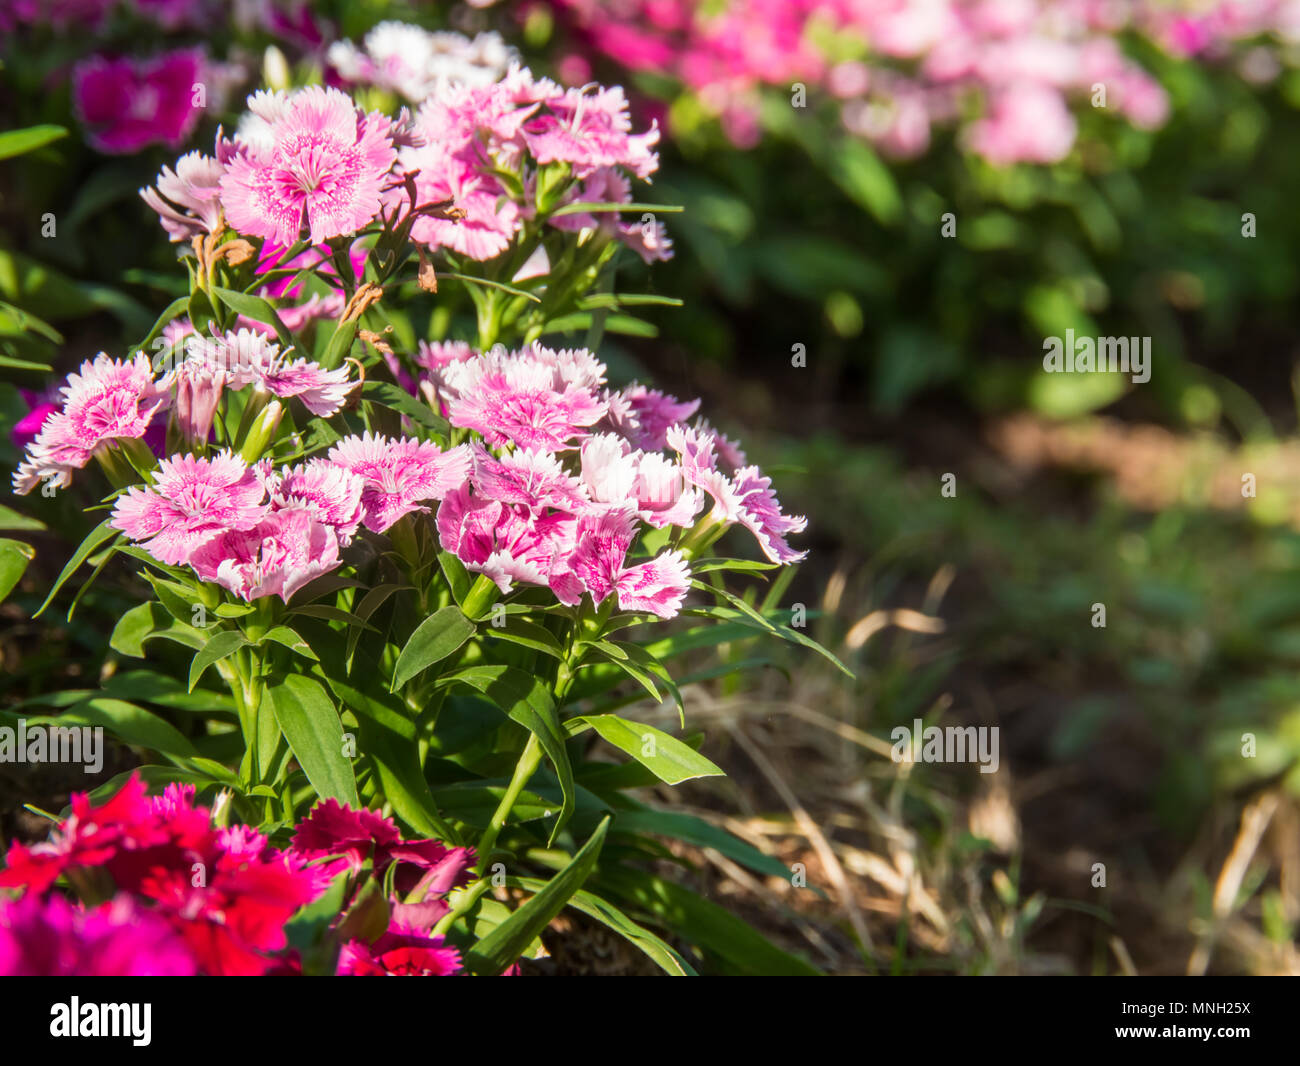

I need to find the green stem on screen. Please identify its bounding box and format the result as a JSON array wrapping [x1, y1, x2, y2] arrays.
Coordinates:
[[475, 732, 543, 874]]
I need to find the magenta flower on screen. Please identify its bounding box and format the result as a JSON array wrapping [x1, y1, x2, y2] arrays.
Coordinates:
[[110, 451, 268, 566], [0, 894, 197, 977], [338, 927, 462, 976], [10, 390, 57, 452], [220, 86, 397, 245], [188, 506, 342, 602], [327, 433, 471, 533], [72, 49, 206, 155], [13, 353, 168, 495]]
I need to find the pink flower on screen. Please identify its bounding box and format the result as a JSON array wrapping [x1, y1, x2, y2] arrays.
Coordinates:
[[290, 798, 401, 877], [338, 927, 462, 976], [606, 384, 700, 452], [73, 49, 206, 155], [327, 433, 472, 533], [13, 353, 168, 495], [436, 484, 576, 594], [549, 509, 691, 618], [967, 83, 1077, 166], [446, 347, 607, 451], [615, 549, 692, 618], [271, 459, 366, 543], [667, 425, 806, 563], [400, 138, 521, 260], [110, 451, 268, 566], [220, 86, 397, 245], [0, 894, 197, 977], [189, 506, 342, 602], [470, 443, 589, 513], [730, 465, 808, 564], [186, 329, 359, 416], [140, 150, 226, 242], [519, 79, 661, 180], [580, 434, 701, 529]]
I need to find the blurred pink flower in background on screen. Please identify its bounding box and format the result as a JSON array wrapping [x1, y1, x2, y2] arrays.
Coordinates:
[[72, 48, 207, 154]]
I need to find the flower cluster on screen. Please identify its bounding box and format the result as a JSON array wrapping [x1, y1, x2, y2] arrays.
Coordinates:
[[289, 799, 474, 976], [0, 777, 476, 976], [10, 332, 358, 497], [107, 433, 470, 601], [138, 63, 668, 274], [429, 342, 805, 618], [0, 775, 322, 975], [548, 0, 1300, 164]]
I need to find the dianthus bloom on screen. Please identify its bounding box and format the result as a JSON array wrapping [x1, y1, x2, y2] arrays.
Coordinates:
[[13, 353, 168, 495], [220, 86, 397, 245], [337, 927, 462, 976], [0, 894, 197, 977], [188, 505, 342, 602], [0, 777, 323, 976], [185, 329, 359, 416], [668, 425, 807, 563], [327, 433, 471, 533], [444, 344, 607, 451], [72, 48, 206, 154], [110, 450, 268, 566]]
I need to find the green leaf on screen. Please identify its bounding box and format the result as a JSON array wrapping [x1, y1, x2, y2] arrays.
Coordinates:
[[34, 519, 118, 618], [267, 674, 358, 806], [131, 296, 190, 364], [210, 286, 292, 347], [391, 605, 475, 690], [110, 602, 205, 657], [361, 381, 449, 436], [258, 625, 319, 660], [320, 673, 453, 839], [437, 551, 471, 605], [0, 124, 68, 160], [690, 587, 854, 678], [101, 669, 236, 714], [440, 273, 541, 302], [614, 806, 790, 880], [484, 616, 565, 660], [464, 816, 610, 975], [0, 538, 35, 604], [512, 879, 695, 975], [188, 630, 248, 691], [567, 714, 723, 785], [550, 201, 684, 218], [601, 866, 821, 975], [0, 504, 46, 532], [8, 698, 198, 761], [438, 664, 574, 841]]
